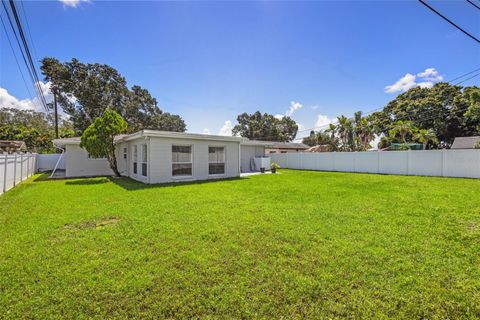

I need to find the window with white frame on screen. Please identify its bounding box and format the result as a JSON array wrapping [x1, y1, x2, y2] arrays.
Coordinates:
[[123, 147, 127, 159], [133, 145, 138, 174], [208, 146, 225, 175], [141, 144, 147, 176], [172, 145, 192, 176], [87, 154, 106, 160]]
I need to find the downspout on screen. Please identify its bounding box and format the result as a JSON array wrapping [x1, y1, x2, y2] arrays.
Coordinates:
[[50, 146, 65, 178]]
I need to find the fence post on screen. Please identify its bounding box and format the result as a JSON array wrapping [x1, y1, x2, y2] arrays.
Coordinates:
[[13, 153, 17, 186], [27, 153, 30, 178], [20, 153, 23, 180], [29, 154, 32, 177], [3, 154, 7, 193]]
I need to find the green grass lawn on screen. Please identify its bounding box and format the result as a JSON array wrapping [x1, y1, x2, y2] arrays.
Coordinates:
[[1, 170, 479, 319]]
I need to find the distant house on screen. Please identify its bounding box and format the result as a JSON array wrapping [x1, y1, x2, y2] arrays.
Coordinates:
[[242, 140, 309, 154], [451, 136, 480, 149], [305, 145, 332, 152], [0, 140, 26, 153]]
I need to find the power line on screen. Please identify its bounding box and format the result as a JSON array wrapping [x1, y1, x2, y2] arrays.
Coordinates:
[[454, 72, 480, 85], [1, 0, 45, 111], [0, 14, 33, 99], [18, 0, 39, 61], [4, 0, 49, 112], [8, 0, 48, 110], [447, 67, 480, 83], [418, 0, 480, 44], [465, 0, 480, 11]]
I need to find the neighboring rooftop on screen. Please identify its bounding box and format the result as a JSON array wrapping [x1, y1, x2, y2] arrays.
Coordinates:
[[0, 140, 27, 153], [242, 140, 309, 149], [450, 136, 480, 149]]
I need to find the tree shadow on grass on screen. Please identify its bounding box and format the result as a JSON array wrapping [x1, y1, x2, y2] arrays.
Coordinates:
[[65, 178, 111, 186], [33, 172, 248, 190], [111, 176, 246, 191]]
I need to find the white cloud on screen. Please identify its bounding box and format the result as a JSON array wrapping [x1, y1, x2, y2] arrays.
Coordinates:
[[59, 0, 89, 8], [385, 68, 443, 93], [0, 82, 53, 112], [315, 114, 334, 129], [202, 128, 211, 135], [384, 73, 417, 93], [417, 68, 443, 81], [286, 101, 303, 117], [274, 114, 284, 120], [218, 120, 233, 136]]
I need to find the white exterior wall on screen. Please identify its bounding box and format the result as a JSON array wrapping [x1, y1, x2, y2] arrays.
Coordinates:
[[270, 150, 480, 179], [240, 145, 265, 172], [65, 144, 114, 177], [126, 136, 240, 184]]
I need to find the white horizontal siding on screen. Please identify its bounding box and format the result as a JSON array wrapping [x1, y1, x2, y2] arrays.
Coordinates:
[[65, 145, 113, 177], [126, 136, 240, 184]]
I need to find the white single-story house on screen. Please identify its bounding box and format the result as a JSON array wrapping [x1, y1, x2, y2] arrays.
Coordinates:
[[53, 130, 299, 183], [54, 130, 243, 183]]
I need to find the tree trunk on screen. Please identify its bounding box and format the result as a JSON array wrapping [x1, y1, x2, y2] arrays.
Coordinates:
[[108, 152, 121, 177]]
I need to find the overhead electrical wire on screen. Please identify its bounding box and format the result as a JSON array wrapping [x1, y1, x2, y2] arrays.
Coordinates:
[[0, 14, 33, 100], [418, 0, 480, 44], [1, 0, 48, 112], [8, 0, 49, 112], [465, 0, 480, 11], [1, 0, 44, 110]]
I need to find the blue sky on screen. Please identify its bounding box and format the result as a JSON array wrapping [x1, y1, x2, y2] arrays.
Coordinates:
[[1, 0, 479, 139]]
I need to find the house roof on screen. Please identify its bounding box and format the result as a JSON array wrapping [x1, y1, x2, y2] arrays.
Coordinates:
[[53, 130, 245, 147], [0, 140, 26, 150], [118, 130, 245, 143], [241, 140, 309, 149], [450, 136, 480, 149]]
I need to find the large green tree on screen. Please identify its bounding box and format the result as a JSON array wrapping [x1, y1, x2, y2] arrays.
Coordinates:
[[80, 109, 127, 177], [0, 107, 74, 153], [371, 83, 480, 146], [232, 111, 298, 142], [41, 58, 186, 134]]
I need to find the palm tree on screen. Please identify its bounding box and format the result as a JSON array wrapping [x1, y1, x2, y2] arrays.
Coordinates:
[[414, 129, 438, 150], [337, 115, 353, 151], [390, 121, 414, 143], [326, 123, 337, 140]]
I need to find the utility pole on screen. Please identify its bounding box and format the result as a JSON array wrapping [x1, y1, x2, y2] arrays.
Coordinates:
[[53, 91, 59, 139]]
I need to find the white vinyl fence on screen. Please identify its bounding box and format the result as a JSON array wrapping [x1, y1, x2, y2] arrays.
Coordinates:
[[270, 150, 480, 178], [37, 153, 64, 172], [0, 153, 37, 196]]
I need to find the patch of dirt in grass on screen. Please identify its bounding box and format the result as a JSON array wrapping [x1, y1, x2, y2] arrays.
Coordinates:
[[466, 222, 478, 232], [64, 217, 119, 230]]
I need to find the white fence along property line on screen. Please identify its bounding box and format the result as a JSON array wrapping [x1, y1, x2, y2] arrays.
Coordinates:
[[37, 153, 65, 172], [0, 153, 37, 196], [270, 149, 480, 179]]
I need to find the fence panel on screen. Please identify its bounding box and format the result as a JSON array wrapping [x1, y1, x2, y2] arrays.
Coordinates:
[[271, 150, 480, 179], [37, 154, 64, 172], [0, 153, 37, 196]]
